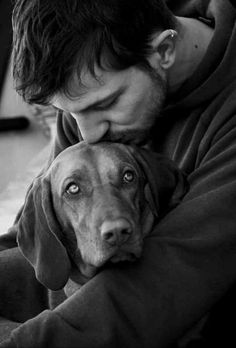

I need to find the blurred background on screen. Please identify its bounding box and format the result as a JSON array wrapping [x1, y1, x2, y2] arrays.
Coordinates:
[[0, 0, 56, 232]]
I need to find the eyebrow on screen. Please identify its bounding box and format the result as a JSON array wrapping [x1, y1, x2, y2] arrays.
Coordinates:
[[80, 86, 126, 113]]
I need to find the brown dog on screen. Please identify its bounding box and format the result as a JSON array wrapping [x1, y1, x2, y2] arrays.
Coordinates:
[[17, 142, 187, 294]]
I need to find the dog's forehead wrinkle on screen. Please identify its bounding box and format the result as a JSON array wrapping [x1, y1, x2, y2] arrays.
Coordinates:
[[95, 151, 138, 184], [52, 142, 139, 185], [53, 163, 96, 192], [69, 146, 103, 185]]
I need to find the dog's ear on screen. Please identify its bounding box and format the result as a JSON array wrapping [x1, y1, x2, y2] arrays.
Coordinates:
[[128, 146, 188, 217], [16, 173, 71, 290]]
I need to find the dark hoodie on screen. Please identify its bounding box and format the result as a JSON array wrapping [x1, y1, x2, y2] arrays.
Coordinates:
[[1, 0, 236, 347]]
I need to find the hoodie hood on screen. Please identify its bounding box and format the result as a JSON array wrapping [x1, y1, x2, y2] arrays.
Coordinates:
[[165, 0, 236, 110]]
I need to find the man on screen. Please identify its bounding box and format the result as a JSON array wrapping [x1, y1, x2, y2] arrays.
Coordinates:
[[1, 0, 236, 347]]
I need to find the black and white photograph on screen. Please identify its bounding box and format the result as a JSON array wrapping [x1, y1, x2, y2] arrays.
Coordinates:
[[0, 0, 236, 347]]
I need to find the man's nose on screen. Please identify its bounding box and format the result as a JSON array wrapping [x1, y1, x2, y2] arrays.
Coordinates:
[[74, 114, 110, 143]]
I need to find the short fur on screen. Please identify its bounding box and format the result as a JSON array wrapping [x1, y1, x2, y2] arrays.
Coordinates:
[[17, 142, 187, 291]]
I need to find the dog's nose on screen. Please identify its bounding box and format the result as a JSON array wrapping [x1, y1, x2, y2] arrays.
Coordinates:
[[100, 219, 132, 246]]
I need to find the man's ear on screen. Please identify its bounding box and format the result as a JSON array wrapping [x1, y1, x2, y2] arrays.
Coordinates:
[[147, 29, 177, 71], [16, 173, 71, 290]]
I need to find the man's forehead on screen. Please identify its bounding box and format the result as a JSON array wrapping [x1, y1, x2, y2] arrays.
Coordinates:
[[51, 66, 132, 111], [51, 71, 102, 110]]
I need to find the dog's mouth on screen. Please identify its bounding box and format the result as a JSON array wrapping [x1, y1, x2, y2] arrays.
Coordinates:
[[90, 244, 143, 271], [82, 247, 142, 272], [70, 249, 141, 285], [72, 238, 143, 278], [109, 249, 142, 263]]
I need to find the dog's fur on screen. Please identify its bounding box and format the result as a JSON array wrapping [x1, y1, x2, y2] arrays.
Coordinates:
[[17, 142, 188, 293]]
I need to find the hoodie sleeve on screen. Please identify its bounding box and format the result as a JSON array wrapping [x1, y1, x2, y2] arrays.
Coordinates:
[[47, 111, 80, 161], [2, 115, 236, 348]]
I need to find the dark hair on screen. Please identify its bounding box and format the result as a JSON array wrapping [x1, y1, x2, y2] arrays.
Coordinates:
[[12, 0, 176, 104]]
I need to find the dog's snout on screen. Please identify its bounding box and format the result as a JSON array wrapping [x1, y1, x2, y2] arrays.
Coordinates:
[[101, 219, 132, 246]]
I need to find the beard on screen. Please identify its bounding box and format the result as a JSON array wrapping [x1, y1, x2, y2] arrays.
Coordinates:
[[101, 67, 167, 146]]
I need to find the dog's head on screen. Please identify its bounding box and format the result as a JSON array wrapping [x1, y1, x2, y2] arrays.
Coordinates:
[[17, 142, 188, 290]]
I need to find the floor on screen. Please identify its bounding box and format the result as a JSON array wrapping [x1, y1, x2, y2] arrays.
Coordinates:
[[0, 120, 50, 233], [0, 58, 57, 233], [0, 121, 49, 192]]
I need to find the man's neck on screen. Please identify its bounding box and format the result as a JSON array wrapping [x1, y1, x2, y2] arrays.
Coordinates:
[[168, 16, 214, 94]]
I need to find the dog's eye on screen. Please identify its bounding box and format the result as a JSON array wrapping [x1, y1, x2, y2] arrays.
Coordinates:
[[66, 183, 80, 195], [123, 170, 135, 183]]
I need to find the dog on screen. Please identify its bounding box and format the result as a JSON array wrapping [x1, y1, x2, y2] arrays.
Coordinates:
[[17, 142, 188, 296]]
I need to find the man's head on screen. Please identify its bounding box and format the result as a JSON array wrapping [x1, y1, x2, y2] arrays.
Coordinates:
[[13, 0, 178, 144]]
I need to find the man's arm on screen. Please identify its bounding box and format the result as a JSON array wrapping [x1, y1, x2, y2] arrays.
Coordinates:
[[2, 116, 236, 348]]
